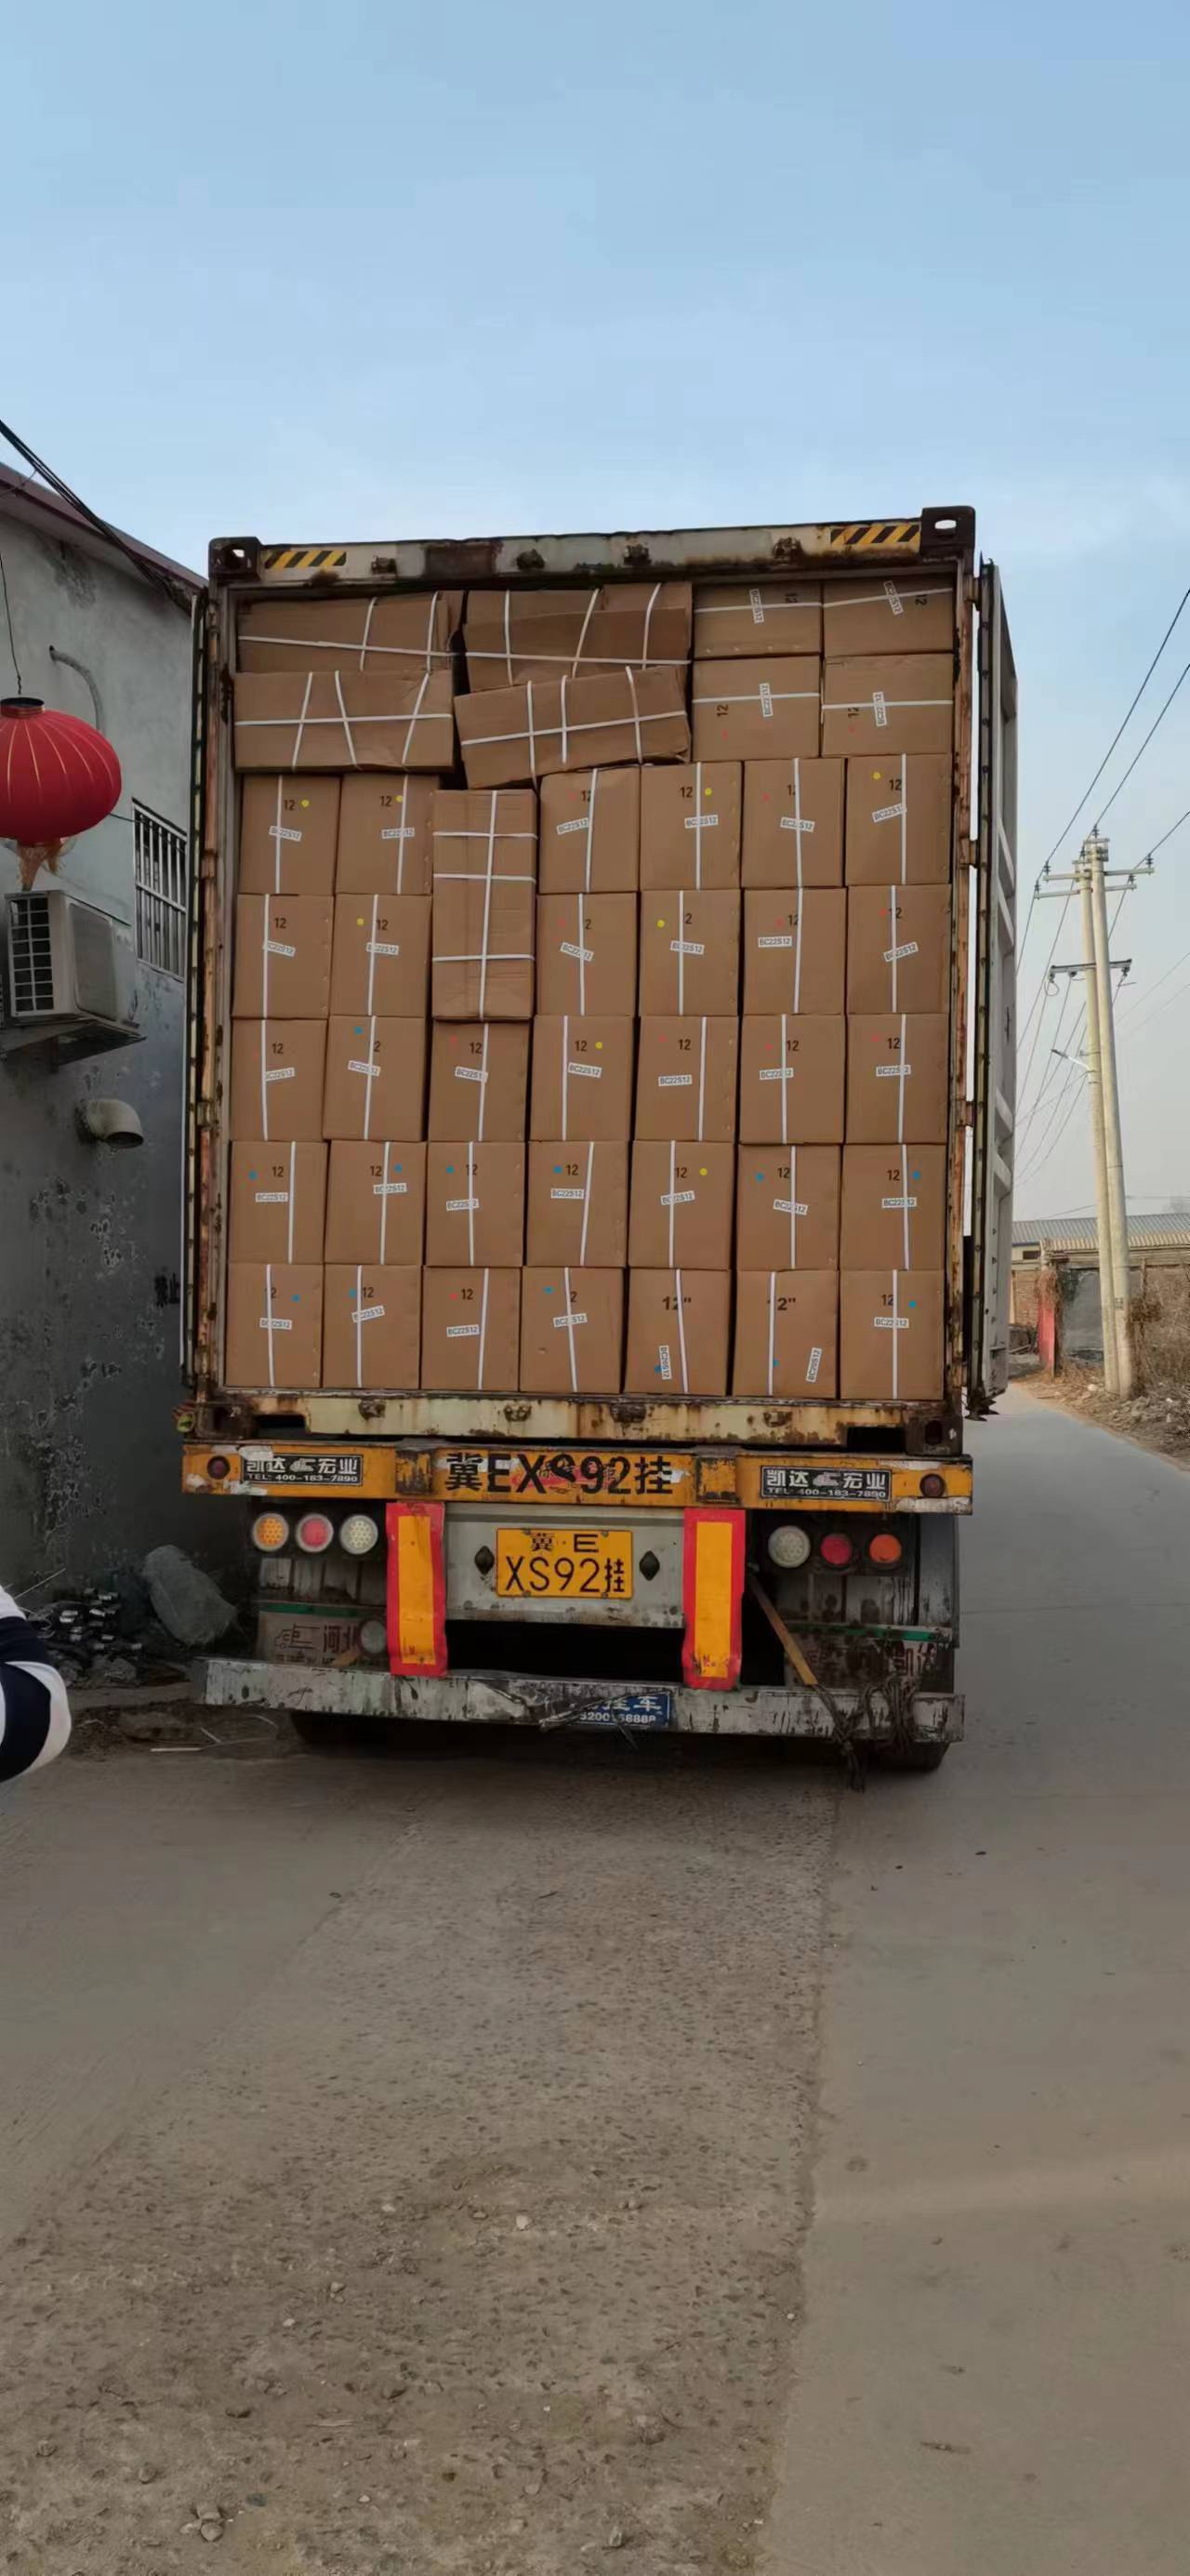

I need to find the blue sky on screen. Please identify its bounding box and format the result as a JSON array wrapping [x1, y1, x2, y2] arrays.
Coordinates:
[[7, 0, 1190, 1212]]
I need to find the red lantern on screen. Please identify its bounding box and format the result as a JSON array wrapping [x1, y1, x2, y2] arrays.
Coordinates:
[[0, 696, 123, 886]]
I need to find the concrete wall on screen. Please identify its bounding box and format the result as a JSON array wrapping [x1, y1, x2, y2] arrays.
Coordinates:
[[0, 504, 228, 1592]]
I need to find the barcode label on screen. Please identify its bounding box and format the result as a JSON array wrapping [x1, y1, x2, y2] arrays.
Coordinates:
[[254, 1189, 289, 1203], [560, 941, 594, 962], [660, 1189, 695, 1206], [553, 1310, 588, 1328], [759, 681, 774, 718], [348, 1059, 380, 1077], [670, 939, 705, 956], [380, 826, 414, 841], [445, 1197, 480, 1213], [883, 580, 904, 615], [684, 813, 719, 830], [567, 1060, 601, 1078], [873, 690, 888, 727], [657, 1344, 672, 1381], [872, 801, 905, 823], [456, 1066, 486, 1082], [779, 816, 815, 833], [758, 935, 794, 950], [881, 1194, 918, 1209], [550, 1187, 584, 1200], [875, 1063, 909, 1080], [264, 939, 297, 958], [805, 1345, 823, 1382], [884, 940, 919, 963], [774, 1197, 809, 1215], [556, 817, 589, 836], [374, 1182, 408, 1196], [263, 1066, 295, 1083], [760, 1067, 795, 1082], [367, 939, 402, 957], [874, 1314, 909, 1331], [658, 1073, 692, 1088], [269, 824, 301, 843], [357, 1304, 385, 1322], [260, 1314, 293, 1331], [446, 1323, 481, 1338]]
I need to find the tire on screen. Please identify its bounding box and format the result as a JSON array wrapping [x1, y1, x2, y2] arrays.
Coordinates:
[[872, 1740, 949, 1773], [289, 1711, 386, 1754]]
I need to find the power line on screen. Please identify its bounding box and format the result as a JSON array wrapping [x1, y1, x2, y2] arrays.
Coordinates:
[[1016, 893, 1130, 1184], [1094, 657, 1190, 825], [1116, 939, 1190, 1029], [0, 416, 188, 611]]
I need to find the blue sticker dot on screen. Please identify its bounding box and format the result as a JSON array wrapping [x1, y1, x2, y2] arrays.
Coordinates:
[[292, 1293, 301, 1303], [445, 1163, 455, 1175], [754, 1169, 764, 1182], [553, 1164, 562, 1175], [354, 1024, 364, 1035], [544, 1283, 554, 1295], [248, 1168, 258, 1180], [908, 1298, 917, 1309], [392, 1160, 403, 1172], [912, 1166, 920, 1180]]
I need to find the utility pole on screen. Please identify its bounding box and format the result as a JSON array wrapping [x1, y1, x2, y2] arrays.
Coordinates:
[[1085, 833, 1135, 1395], [1077, 852, 1119, 1392]]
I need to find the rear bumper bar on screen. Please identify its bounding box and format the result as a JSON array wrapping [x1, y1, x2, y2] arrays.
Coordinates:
[[204, 1656, 963, 1744]]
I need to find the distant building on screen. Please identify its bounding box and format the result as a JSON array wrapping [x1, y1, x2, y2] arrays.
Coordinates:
[[1012, 1215, 1190, 1360], [0, 467, 221, 1589]]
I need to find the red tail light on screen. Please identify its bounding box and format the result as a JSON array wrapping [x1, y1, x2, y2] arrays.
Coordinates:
[[295, 1511, 335, 1554], [819, 1532, 854, 1569], [868, 1532, 904, 1567]]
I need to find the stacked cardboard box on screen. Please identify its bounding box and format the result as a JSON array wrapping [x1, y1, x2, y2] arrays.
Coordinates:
[[224, 572, 955, 1401]]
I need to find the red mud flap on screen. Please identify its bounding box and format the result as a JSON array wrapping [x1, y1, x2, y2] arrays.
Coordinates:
[[386, 1500, 447, 1678], [681, 1507, 745, 1689]]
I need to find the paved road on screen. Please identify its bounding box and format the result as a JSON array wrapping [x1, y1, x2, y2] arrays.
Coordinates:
[[1, 1390, 1186, 2572]]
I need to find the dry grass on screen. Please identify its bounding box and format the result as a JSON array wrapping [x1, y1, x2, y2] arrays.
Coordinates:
[[1132, 1268, 1190, 1390]]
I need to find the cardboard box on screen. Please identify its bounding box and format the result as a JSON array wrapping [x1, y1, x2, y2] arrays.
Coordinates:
[[628, 1140, 734, 1269], [846, 883, 951, 1016], [742, 888, 846, 1015], [519, 1268, 625, 1394], [323, 1263, 421, 1391], [536, 893, 638, 1016], [420, 1268, 521, 1391], [322, 1016, 428, 1141], [820, 654, 953, 758], [336, 774, 439, 896], [232, 896, 332, 1020], [329, 892, 431, 1016], [732, 1270, 839, 1398], [233, 671, 455, 772], [428, 1021, 529, 1141], [839, 1269, 945, 1401], [530, 1016, 635, 1142], [228, 1020, 327, 1142], [840, 1144, 946, 1270], [694, 580, 821, 658], [229, 1141, 328, 1266], [624, 1269, 732, 1396], [538, 765, 641, 891], [844, 752, 951, 885], [324, 1141, 427, 1265], [225, 1262, 323, 1389], [638, 891, 741, 1016], [526, 1140, 629, 1267], [424, 1142, 525, 1267], [823, 575, 954, 657], [738, 1016, 845, 1145], [463, 583, 691, 690], [734, 1144, 840, 1271], [431, 788, 538, 880], [240, 777, 340, 895], [634, 1016, 738, 1143], [640, 762, 742, 889], [845, 1014, 949, 1144], [692, 657, 820, 763], [456, 667, 689, 789], [431, 877, 536, 1019], [741, 757, 844, 888], [237, 591, 460, 674]]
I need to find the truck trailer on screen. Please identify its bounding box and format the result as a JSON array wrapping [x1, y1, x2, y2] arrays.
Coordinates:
[[180, 507, 1016, 1769]]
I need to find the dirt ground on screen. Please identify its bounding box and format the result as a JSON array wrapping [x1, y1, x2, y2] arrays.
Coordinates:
[[1017, 1359, 1190, 1465]]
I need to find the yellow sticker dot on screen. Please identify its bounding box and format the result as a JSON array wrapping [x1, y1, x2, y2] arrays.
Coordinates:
[[356, 916, 365, 925], [299, 797, 311, 809], [871, 770, 882, 782], [595, 1040, 603, 1049], [656, 916, 667, 928], [699, 1165, 708, 1176], [704, 785, 713, 799]]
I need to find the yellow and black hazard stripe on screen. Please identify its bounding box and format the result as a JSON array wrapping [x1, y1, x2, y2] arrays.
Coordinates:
[[823, 518, 920, 553], [260, 546, 348, 572]]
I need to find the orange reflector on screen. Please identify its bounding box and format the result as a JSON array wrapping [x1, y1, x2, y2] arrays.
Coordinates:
[[681, 1507, 745, 1690], [251, 1511, 289, 1553], [868, 1531, 904, 1566], [386, 1501, 447, 1678]]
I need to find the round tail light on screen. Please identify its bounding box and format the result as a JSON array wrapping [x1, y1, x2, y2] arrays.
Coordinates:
[[868, 1531, 904, 1567], [340, 1512, 380, 1556], [919, 1472, 945, 1497], [767, 1522, 811, 1569], [819, 1532, 854, 1570], [295, 1511, 335, 1554], [251, 1511, 290, 1554]]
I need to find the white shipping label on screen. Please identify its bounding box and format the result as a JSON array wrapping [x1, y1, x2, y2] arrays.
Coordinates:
[[683, 812, 719, 830], [259, 1314, 293, 1331], [552, 1310, 588, 1329], [373, 1182, 408, 1196], [566, 1060, 601, 1078], [263, 1066, 296, 1083], [264, 939, 297, 958], [670, 939, 705, 956], [881, 1194, 918, 1209], [380, 825, 414, 841], [366, 939, 402, 957], [779, 815, 815, 833], [884, 940, 919, 963], [749, 587, 765, 622], [658, 1073, 693, 1088], [660, 1189, 696, 1206], [556, 817, 590, 836], [269, 824, 302, 843], [774, 1197, 809, 1215], [872, 801, 905, 823], [875, 1063, 910, 1080], [455, 1065, 486, 1082], [560, 941, 594, 963], [873, 690, 889, 727], [254, 1189, 289, 1203], [758, 934, 794, 950], [883, 579, 905, 615], [550, 1187, 585, 1200], [657, 1344, 673, 1381], [348, 1058, 380, 1077], [805, 1345, 823, 1382], [445, 1197, 480, 1213], [759, 681, 774, 718], [874, 1314, 910, 1331], [446, 1323, 481, 1338], [357, 1304, 385, 1322], [760, 1067, 795, 1082]]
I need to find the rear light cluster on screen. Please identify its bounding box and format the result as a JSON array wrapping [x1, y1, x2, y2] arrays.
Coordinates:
[[249, 1509, 382, 1556], [767, 1523, 904, 1573]]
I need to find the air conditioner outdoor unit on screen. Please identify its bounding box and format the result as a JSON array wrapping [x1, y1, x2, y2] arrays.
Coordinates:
[[5, 890, 141, 1054]]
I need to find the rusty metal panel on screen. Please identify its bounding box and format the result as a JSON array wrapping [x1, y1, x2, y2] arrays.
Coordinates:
[[184, 1390, 963, 1451]]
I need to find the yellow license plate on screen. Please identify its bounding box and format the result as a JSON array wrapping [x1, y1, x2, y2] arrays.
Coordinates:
[[495, 1527, 634, 1600]]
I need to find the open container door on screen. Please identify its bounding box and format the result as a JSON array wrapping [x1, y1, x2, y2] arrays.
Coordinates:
[[967, 559, 1018, 1412]]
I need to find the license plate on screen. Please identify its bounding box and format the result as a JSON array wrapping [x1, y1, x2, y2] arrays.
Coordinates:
[[577, 1691, 672, 1728], [496, 1527, 633, 1600]]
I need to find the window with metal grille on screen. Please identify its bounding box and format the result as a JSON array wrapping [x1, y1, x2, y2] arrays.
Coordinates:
[[134, 803, 187, 977]]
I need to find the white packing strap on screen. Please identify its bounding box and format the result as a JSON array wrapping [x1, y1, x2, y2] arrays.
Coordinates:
[[640, 580, 661, 665], [264, 1261, 276, 1388], [358, 596, 377, 672], [463, 701, 678, 754], [676, 897, 685, 1016], [423, 591, 440, 672], [476, 1267, 490, 1389], [394, 783, 406, 894], [259, 1020, 270, 1140], [526, 681, 537, 777], [692, 759, 704, 888], [366, 893, 379, 1013], [560, 675, 569, 770], [780, 1013, 789, 1148], [697, 1015, 707, 1142], [503, 591, 513, 682], [787, 1143, 797, 1270], [585, 766, 599, 891], [562, 1263, 579, 1393], [792, 758, 803, 900], [379, 1139, 391, 1262], [691, 684, 818, 711], [334, 672, 358, 769], [820, 686, 950, 721], [575, 891, 587, 1015], [261, 893, 271, 1019], [767, 1270, 777, 1398], [674, 1266, 689, 1394], [469, 646, 686, 670], [668, 1139, 677, 1268], [290, 671, 314, 770], [477, 1022, 490, 1141], [560, 1012, 570, 1143], [355, 1261, 364, 1387], [579, 1140, 594, 1265], [828, 581, 951, 614], [901, 754, 909, 885], [792, 887, 803, 1015], [363, 1013, 377, 1140], [891, 1267, 901, 1399], [625, 664, 643, 764], [286, 1139, 297, 1264], [400, 670, 432, 765], [900, 1144, 910, 1271], [571, 590, 599, 674], [478, 791, 497, 1018], [467, 1141, 477, 1268], [273, 775, 284, 893], [897, 1010, 906, 1143], [245, 617, 447, 663]]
